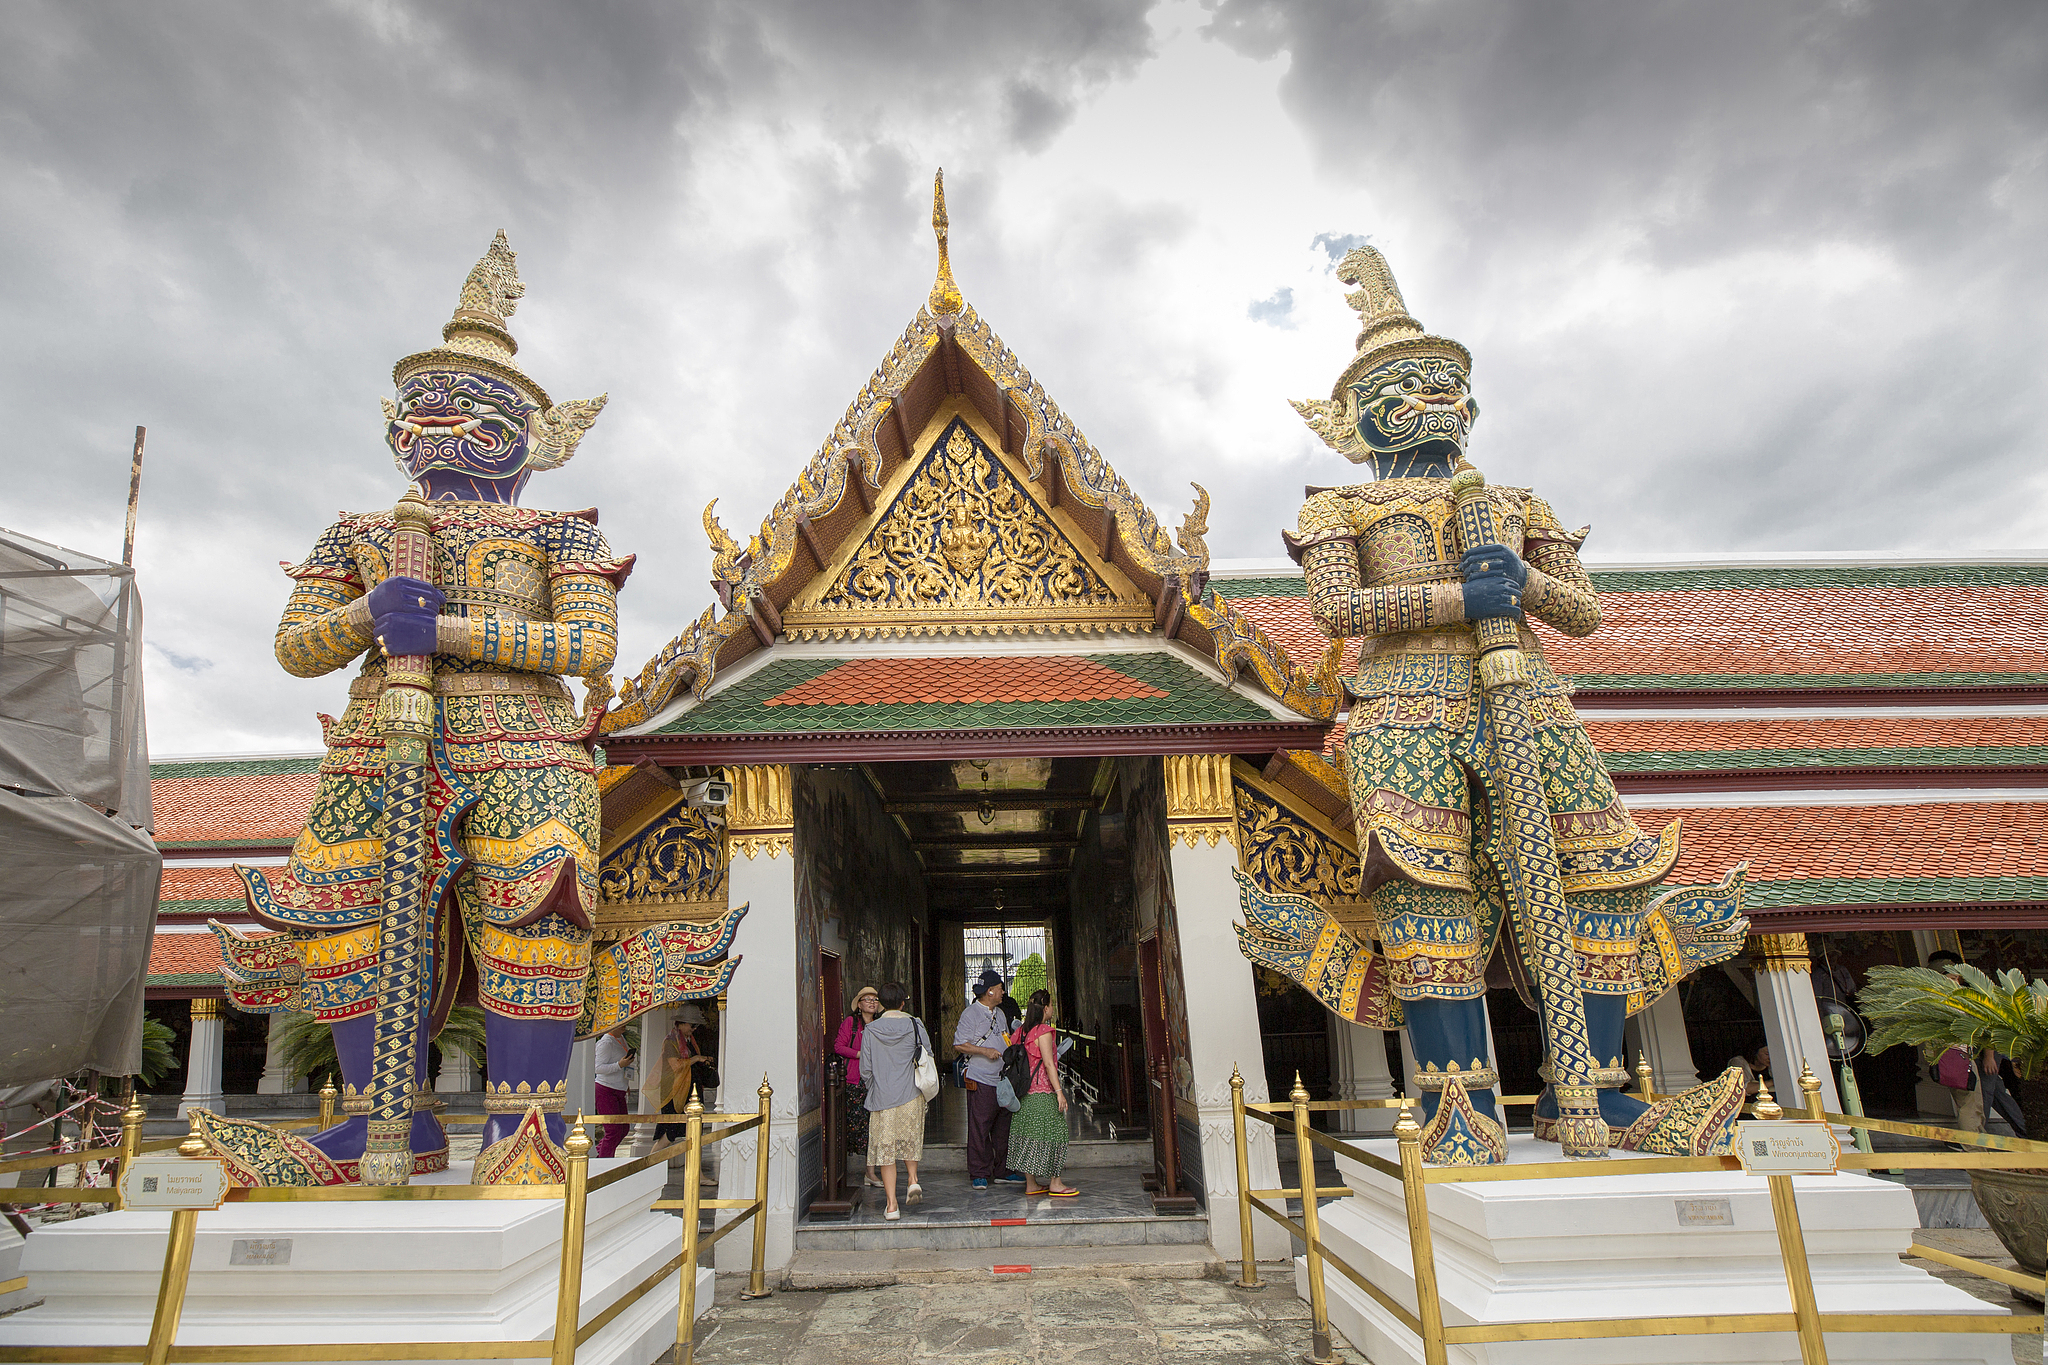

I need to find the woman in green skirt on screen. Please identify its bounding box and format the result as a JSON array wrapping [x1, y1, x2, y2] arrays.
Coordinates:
[[1006, 990, 1077, 1197]]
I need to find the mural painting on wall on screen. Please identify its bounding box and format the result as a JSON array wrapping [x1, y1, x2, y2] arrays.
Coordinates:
[[791, 767, 933, 1117]]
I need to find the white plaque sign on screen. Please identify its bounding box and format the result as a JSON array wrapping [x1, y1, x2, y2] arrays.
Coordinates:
[[230, 1238, 292, 1266], [1674, 1196, 1734, 1226], [119, 1157, 229, 1210], [1735, 1120, 1840, 1175]]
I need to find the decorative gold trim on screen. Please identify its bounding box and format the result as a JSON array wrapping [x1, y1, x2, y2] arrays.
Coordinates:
[[1164, 754, 1234, 821], [350, 671, 570, 701], [730, 832, 793, 861], [1231, 757, 1360, 856], [593, 900, 730, 941], [484, 1080, 567, 1115], [779, 399, 1157, 641], [1749, 933, 1812, 974], [1169, 823, 1235, 849], [723, 765, 793, 831], [189, 997, 222, 1021]]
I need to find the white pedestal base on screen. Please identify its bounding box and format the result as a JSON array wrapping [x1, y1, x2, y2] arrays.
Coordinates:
[[1298, 1136, 2004, 1365], [0, 1160, 710, 1365]]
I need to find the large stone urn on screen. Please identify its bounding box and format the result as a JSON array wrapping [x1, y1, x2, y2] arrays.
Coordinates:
[[1968, 1168, 2048, 1299]]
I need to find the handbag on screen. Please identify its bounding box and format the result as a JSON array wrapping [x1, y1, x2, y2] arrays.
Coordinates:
[[912, 1024, 940, 1103]]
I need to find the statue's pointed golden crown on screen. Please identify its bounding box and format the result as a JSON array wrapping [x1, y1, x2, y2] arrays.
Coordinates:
[[928, 169, 964, 318], [393, 229, 552, 408], [1322, 245, 1470, 400]]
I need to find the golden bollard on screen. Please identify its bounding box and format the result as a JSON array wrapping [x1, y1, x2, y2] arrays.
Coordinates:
[[550, 1116, 592, 1365], [1291, 1073, 1338, 1365], [1229, 1067, 1263, 1289], [1755, 1075, 1784, 1122], [1636, 1051, 1656, 1103], [143, 1114, 210, 1365], [1394, 1102, 1448, 1365], [115, 1095, 148, 1211], [1798, 1060, 1826, 1122], [675, 1090, 706, 1364], [318, 1075, 338, 1129], [742, 1076, 774, 1300]]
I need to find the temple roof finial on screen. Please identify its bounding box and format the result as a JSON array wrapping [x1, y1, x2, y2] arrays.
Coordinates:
[[928, 169, 963, 317]]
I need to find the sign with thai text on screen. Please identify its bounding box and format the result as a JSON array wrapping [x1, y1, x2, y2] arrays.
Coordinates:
[[230, 1238, 292, 1266], [1734, 1120, 1840, 1175], [120, 1157, 229, 1210]]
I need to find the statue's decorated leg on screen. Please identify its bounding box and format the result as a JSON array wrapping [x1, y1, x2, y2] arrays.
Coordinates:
[[1404, 998, 1507, 1165], [306, 1014, 372, 1159], [479, 1015, 575, 1151]]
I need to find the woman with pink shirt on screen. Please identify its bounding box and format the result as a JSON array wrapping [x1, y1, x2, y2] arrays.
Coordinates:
[[1005, 990, 1076, 1197], [834, 986, 883, 1188]]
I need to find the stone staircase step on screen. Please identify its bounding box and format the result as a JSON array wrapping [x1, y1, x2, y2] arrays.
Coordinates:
[[884, 1139, 1151, 1174], [782, 1243, 1223, 1289]]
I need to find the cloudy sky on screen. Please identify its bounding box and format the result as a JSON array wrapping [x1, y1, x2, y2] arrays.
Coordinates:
[[3, 0, 2043, 756]]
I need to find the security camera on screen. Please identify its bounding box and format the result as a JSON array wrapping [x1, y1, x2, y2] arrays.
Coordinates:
[[683, 778, 731, 808]]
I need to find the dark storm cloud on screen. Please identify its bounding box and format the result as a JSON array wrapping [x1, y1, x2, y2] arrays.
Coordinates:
[[1205, 0, 2048, 554]]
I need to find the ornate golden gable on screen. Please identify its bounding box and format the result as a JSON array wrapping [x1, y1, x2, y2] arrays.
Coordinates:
[[781, 408, 1155, 640]]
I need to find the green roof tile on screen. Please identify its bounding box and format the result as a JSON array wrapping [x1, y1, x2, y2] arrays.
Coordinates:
[[1746, 876, 2048, 909], [152, 756, 323, 779], [654, 653, 1278, 735]]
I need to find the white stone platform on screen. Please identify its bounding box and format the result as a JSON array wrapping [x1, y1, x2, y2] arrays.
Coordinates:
[[1295, 1135, 2007, 1365], [0, 1159, 709, 1365]]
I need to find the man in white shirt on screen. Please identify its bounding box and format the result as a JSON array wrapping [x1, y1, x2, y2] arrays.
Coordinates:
[[952, 970, 1023, 1189], [594, 1027, 634, 1157]]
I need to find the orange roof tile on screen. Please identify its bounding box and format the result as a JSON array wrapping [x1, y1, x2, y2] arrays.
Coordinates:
[[146, 932, 229, 981], [761, 656, 1170, 708], [153, 773, 319, 845], [1583, 715, 2048, 755], [159, 865, 277, 909]]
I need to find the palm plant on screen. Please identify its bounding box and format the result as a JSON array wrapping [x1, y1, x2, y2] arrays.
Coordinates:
[[268, 1007, 489, 1093], [140, 1017, 182, 1087], [1859, 963, 2048, 1141]]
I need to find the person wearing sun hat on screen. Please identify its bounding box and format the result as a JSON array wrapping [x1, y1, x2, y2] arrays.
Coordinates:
[[834, 985, 884, 1187]]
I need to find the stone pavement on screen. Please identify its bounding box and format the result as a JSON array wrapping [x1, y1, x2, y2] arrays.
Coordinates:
[[672, 1272, 1364, 1365], [1906, 1228, 2042, 1365]]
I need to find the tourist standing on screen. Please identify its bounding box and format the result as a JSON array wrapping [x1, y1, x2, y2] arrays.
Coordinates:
[[655, 1017, 703, 1144], [953, 969, 1022, 1189], [859, 982, 932, 1221], [594, 1026, 634, 1158], [1926, 951, 1985, 1133], [1007, 990, 1078, 1197], [835, 986, 884, 1188]]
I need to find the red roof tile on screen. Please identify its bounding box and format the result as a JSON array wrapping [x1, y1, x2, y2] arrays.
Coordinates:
[[153, 773, 319, 844], [146, 932, 230, 981], [1663, 801, 2048, 887], [1583, 716, 2048, 755], [1222, 583, 2048, 688], [761, 656, 1170, 708]]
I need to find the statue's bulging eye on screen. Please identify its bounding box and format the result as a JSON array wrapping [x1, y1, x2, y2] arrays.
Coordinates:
[[457, 397, 474, 411]]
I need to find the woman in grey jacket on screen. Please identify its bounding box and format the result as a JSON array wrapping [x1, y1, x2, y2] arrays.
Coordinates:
[[857, 981, 932, 1220]]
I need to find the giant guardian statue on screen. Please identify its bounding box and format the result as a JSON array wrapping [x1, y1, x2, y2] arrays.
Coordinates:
[[1235, 247, 1750, 1165]]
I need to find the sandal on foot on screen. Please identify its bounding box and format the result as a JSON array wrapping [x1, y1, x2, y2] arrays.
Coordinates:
[[1047, 1187, 1079, 1197], [884, 1207, 900, 1220], [905, 1183, 922, 1205]]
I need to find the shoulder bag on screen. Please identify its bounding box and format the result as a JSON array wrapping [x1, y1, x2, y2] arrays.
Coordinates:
[[912, 1022, 941, 1103]]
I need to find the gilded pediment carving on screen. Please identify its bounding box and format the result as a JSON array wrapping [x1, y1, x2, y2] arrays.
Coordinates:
[[783, 415, 1154, 640]]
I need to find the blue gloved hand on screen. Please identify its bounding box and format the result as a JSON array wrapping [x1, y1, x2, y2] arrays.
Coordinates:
[[365, 576, 445, 657], [1460, 544, 1527, 589]]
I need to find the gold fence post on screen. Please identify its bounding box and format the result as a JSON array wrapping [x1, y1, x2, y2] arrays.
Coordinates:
[[143, 1117, 208, 1365], [1230, 1067, 1263, 1290], [1637, 1052, 1656, 1103], [318, 1075, 338, 1129], [1394, 1104, 1448, 1365], [742, 1076, 773, 1300], [674, 1090, 705, 1365], [1756, 1080, 1829, 1365], [1291, 1074, 1338, 1365], [1799, 1061, 1825, 1122], [550, 1117, 592, 1365], [115, 1095, 147, 1211]]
